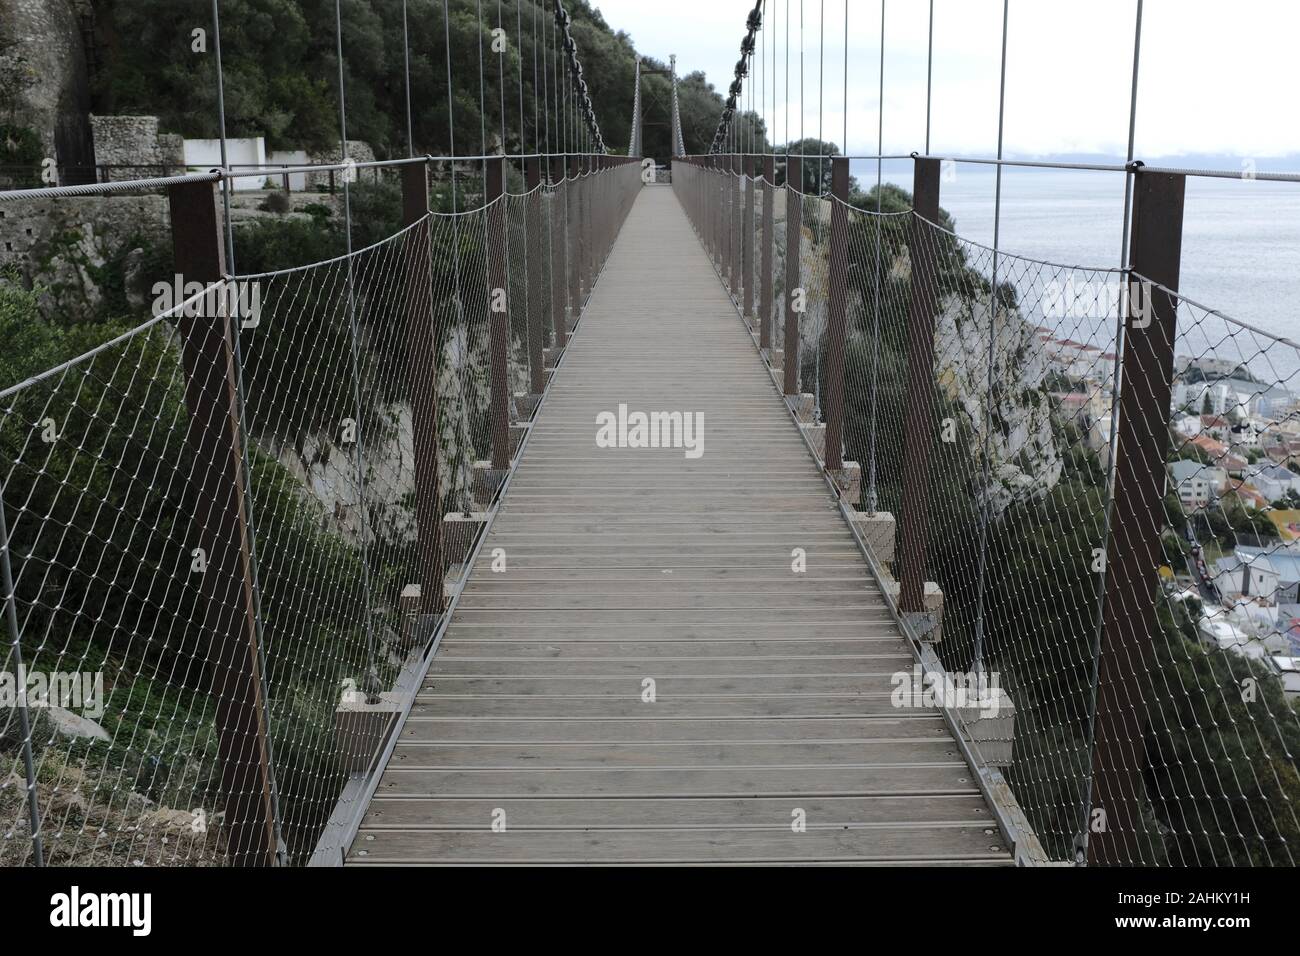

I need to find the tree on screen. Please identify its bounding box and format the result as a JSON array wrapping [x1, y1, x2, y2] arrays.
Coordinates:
[[775, 138, 857, 194], [88, 0, 745, 161]]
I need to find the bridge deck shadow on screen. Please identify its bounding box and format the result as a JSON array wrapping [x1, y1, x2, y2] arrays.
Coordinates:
[[346, 185, 1013, 865]]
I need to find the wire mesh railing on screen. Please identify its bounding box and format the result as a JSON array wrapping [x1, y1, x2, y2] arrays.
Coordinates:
[[0, 157, 640, 867], [672, 155, 1300, 866]]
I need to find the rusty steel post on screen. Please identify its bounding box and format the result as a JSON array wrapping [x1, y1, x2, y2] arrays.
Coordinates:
[[485, 156, 511, 472], [731, 153, 742, 294], [743, 155, 756, 320], [783, 156, 802, 397], [167, 179, 277, 867], [897, 158, 942, 614], [400, 163, 444, 615], [525, 157, 545, 395], [761, 155, 775, 351], [568, 154, 582, 321], [1087, 171, 1186, 867], [824, 157, 850, 472], [551, 154, 569, 348]]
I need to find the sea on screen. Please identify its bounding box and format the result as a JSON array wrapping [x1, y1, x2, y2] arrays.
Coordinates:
[[856, 159, 1300, 391]]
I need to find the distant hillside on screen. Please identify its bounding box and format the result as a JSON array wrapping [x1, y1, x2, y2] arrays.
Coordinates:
[[76, 0, 762, 160]]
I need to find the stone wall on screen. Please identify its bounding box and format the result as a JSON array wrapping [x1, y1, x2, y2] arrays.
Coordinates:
[[0, 0, 96, 182], [304, 141, 379, 191], [90, 115, 185, 181], [0, 193, 170, 318]]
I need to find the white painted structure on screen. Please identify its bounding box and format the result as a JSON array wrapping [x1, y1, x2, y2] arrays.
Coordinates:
[[183, 137, 268, 192]]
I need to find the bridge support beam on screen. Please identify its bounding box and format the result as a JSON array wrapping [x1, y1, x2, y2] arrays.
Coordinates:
[[897, 158, 942, 617], [730, 153, 742, 295], [743, 155, 756, 322], [717, 156, 724, 272], [1087, 171, 1186, 867], [401, 162, 445, 618], [551, 155, 570, 349], [167, 179, 278, 867], [485, 156, 511, 473], [760, 155, 775, 351], [783, 156, 802, 397], [525, 157, 546, 397], [824, 157, 849, 471], [568, 155, 582, 324]]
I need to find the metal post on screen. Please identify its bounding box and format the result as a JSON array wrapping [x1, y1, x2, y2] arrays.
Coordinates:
[[730, 153, 742, 294], [401, 163, 443, 616], [897, 158, 942, 614], [761, 155, 775, 350], [783, 156, 802, 396], [485, 157, 511, 472], [824, 157, 849, 471], [551, 154, 569, 348], [1087, 171, 1185, 867], [583, 155, 594, 294], [722, 155, 733, 287], [568, 154, 582, 319], [743, 155, 756, 320], [525, 157, 545, 395], [711, 156, 722, 265], [167, 179, 277, 866]]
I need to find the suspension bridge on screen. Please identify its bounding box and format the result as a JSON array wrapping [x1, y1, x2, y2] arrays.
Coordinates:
[[2, 0, 1299, 870]]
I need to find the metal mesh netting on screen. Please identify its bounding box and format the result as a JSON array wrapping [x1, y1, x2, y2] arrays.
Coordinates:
[[1126, 280, 1300, 866], [672, 160, 1300, 866], [1, 161, 640, 867], [1, 295, 231, 866]]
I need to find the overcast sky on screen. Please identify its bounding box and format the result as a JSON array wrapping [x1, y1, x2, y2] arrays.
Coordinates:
[[593, 0, 1300, 162]]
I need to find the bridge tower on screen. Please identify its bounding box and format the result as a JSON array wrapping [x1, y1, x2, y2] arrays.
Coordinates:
[[633, 54, 681, 163]]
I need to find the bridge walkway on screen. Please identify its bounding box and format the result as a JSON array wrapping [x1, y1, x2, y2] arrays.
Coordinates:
[[346, 185, 1013, 865]]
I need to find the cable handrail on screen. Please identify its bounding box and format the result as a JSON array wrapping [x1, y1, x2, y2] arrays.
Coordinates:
[[0, 151, 628, 202]]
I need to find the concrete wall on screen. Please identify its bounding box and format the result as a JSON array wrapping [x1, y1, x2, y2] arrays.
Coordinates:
[[268, 150, 309, 191], [184, 137, 267, 191]]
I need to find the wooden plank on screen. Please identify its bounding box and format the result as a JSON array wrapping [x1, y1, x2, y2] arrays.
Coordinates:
[[407, 697, 918, 719], [450, 608, 895, 625], [349, 827, 1009, 864], [373, 764, 977, 798], [387, 740, 959, 768], [438, 624, 906, 640], [397, 716, 951, 743], [360, 794, 995, 829], [433, 639, 914, 659], [428, 656, 913, 676], [453, 593, 883, 611]]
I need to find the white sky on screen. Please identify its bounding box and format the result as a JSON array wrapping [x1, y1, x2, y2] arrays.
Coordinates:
[[593, 0, 1300, 161]]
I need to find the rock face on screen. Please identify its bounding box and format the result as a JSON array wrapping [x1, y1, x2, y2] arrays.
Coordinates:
[[0, 0, 96, 181], [0, 193, 169, 318], [934, 292, 1061, 514]]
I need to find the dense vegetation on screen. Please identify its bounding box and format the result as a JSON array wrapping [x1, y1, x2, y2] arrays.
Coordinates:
[[88, 0, 757, 161]]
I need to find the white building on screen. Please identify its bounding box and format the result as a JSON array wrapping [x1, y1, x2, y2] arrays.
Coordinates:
[[183, 137, 267, 192], [1253, 465, 1300, 503], [1169, 459, 1215, 508]]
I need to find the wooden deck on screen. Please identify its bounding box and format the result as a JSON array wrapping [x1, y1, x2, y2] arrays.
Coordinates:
[[347, 186, 1012, 865]]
